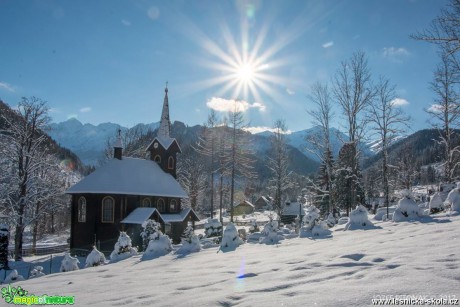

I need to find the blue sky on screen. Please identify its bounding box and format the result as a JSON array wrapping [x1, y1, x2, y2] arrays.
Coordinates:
[[0, 0, 447, 133]]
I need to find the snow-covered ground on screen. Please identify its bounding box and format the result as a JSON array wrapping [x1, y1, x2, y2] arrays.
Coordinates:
[[4, 213, 459, 306]]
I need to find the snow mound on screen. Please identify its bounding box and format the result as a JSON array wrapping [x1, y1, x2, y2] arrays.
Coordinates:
[[204, 219, 222, 238], [258, 220, 284, 244], [374, 206, 395, 221], [429, 192, 444, 214], [337, 217, 349, 225], [248, 219, 259, 233], [29, 266, 46, 279], [299, 206, 332, 238], [86, 246, 106, 267], [445, 186, 460, 213], [142, 234, 173, 260], [393, 195, 423, 222], [110, 232, 138, 262], [220, 223, 243, 251], [60, 253, 80, 272], [345, 205, 374, 230], [4, 269, 25, 283], [176, 225, 201, 255]]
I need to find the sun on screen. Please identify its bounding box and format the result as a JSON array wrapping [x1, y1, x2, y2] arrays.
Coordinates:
[[236, 63, 255, 83]]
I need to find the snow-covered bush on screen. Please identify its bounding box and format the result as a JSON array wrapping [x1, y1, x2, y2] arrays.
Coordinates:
[[259, 219, 283, 244], [445, 183, 460, 213], [4, 269, 24, 283], [345, 205, 374, 230], [141, 219, 162, 250], [176, 225, 201, 254], [85, 246, 106, 267], [337, 217, 349, 225], [220, 223, 243, 251], [110, 232, 138, 262], [29, 266, 45, 279], [248, 219, 259, 233], [393, 190, 423, 222], [204, 219, 222, 238], [325, 213, 336, 228], [302, 205, 320, 230], [60, 253, 80, 272], [374, 207, 395, 221], [142, 233, 173, 260], [299, 206, 332, 237], [429, 192, 444, 214], [312, 221, 332, 236]]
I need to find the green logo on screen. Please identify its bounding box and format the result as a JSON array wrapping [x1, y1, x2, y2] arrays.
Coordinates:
[[1, 285, 74, 305]]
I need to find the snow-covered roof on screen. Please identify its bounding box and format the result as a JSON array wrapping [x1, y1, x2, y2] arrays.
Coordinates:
[[66, 157, 188, 198], [146, 136, 180, 152], [236, 200, 254, 208], [161, 208, 199, 223], [282, 202, 306, 216], [121, 208, 161, 224]]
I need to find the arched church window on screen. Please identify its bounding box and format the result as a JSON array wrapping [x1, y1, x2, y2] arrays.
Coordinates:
[[78, 197, 86, 222], [102, 197, 115, 223], [168, 156, 174, 169], [157, 198, 165, 212], [154, 155, 161, 163], [142, 198, 151, 207]]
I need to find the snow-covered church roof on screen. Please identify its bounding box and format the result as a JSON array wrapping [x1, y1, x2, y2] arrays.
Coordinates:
[[66, 157, 187, 198]]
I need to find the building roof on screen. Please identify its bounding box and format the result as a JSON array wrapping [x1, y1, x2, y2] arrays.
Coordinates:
[[161, 208, 200, 223], [121, 208, 161, 224], [282, 202, 306, 216], [66, 157, 188, 198], [236, 200, 254, 208]]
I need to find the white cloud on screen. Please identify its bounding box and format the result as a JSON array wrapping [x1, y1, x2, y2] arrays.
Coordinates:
[[0, 82, 15, 92], [49, 107, 60, 113], [147, 7, 160, 20], [206, 97, 266, 113], [383, 47, 410, 57], [79, 107, 92, 113], [322, 41, 334, 48], [243, 126, 292, 135], [121, 19, 131, 26], [286, 88, 295, 95], [391, 98, 409, 106], [427, 104, 457, 114]]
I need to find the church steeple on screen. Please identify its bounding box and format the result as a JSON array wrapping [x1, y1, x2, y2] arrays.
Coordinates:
[[158, 82, 171, 139], [146, 83, 181, 178], [113, 128, 123, 160]]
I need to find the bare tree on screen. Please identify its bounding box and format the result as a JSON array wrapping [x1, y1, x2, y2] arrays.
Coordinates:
[[194, 110, 219, 218], [426, 51, 460, 182], [177, 147, 207, 211], [266, 120, 293, 218], [333, 51, 375, 208], [0, 97, 62, 260], [227, 107, 256, 222], [306, 82, 335, 213], [412, 0, 460, 56], [368, 77, 410, 217], [102, 126, 151, 161]]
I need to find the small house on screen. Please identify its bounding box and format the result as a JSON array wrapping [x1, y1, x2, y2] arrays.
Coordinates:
[[280, 201, 305, 224], [233, 200, 255, 215], [254, 196, 272, 210]]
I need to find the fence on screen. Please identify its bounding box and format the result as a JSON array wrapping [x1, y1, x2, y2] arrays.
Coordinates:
[[8, 244, 69, 258]]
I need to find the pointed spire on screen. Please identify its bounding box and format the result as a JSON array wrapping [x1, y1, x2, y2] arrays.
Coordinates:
[[158, 82, 171, 139], [114, 128, 123, 148]]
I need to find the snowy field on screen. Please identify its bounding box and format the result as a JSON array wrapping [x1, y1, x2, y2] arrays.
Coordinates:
[[7, 213, 459, 306]]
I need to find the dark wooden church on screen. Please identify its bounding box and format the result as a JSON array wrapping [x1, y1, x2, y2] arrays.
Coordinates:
[[67, 86, 199, 253]]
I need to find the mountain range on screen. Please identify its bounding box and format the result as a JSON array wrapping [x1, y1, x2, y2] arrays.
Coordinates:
[[48, 118, 367, 167]]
